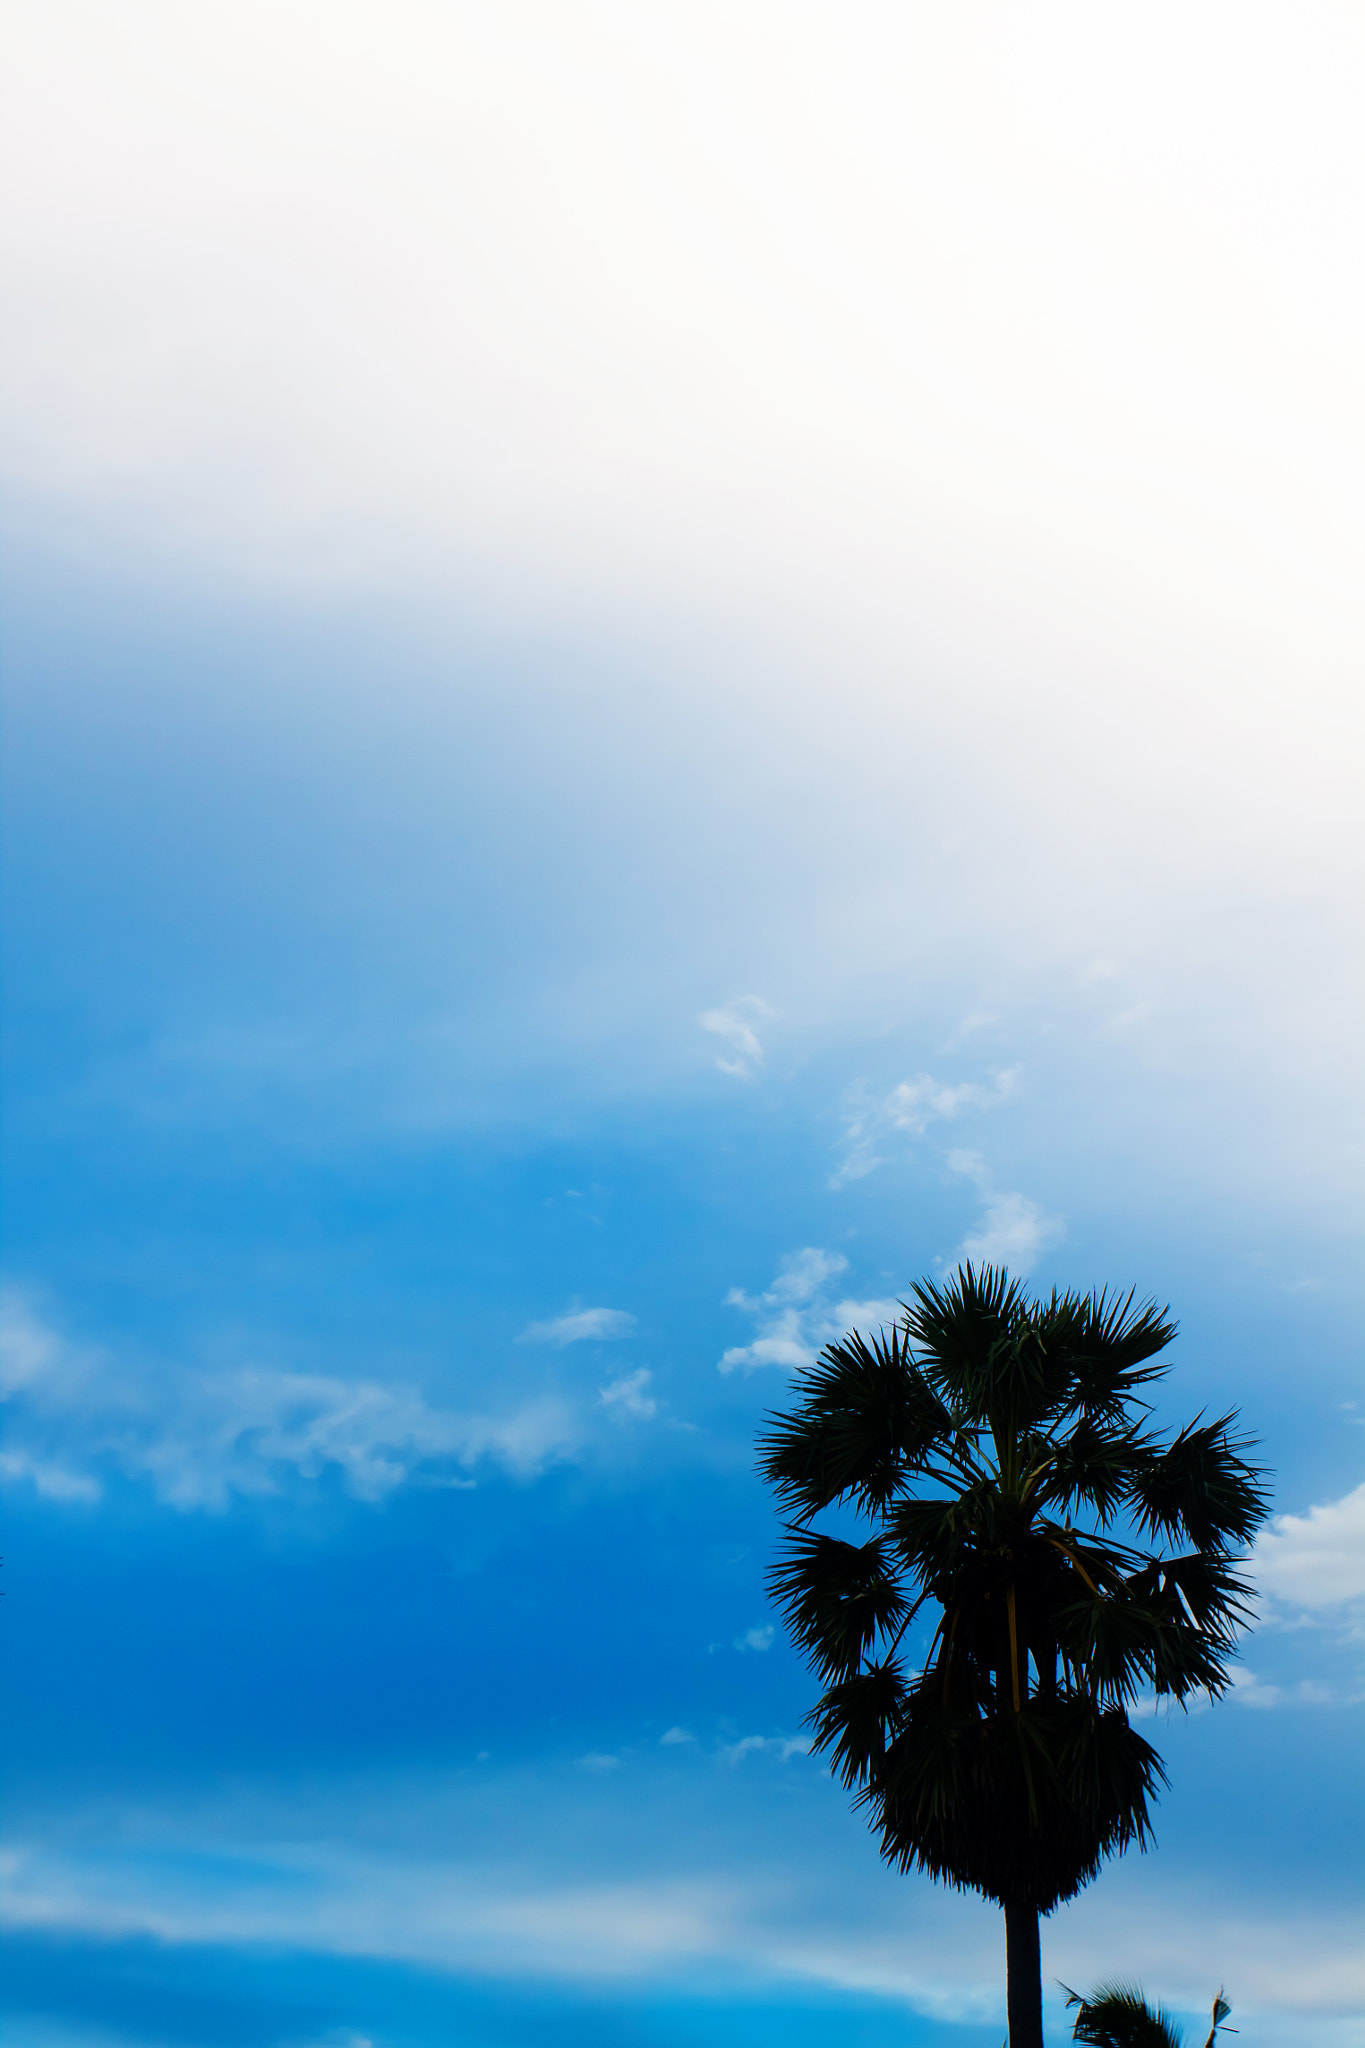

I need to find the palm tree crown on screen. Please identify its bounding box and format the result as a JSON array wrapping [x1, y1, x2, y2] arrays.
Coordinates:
[[757, 1264, 1268, 2043], [1065, 1980, 1233, 2048]]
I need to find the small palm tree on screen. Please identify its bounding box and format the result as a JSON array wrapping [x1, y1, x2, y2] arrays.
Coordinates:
[[1065, 1980, 1233, 2048], [757, 1264, 1268, 2048]]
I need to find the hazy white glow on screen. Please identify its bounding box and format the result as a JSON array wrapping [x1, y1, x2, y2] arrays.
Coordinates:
[[2, 3, 1361, 1151], [5, 3, 1365, 672]]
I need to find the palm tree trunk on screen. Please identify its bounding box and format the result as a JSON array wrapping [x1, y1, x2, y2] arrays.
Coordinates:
[[1004, 1899, 1044, 2048]]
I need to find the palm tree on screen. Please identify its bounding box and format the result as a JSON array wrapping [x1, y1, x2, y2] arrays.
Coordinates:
[[757, 1264, 1268, 2048], [1064, 1980, 1233, 2048]]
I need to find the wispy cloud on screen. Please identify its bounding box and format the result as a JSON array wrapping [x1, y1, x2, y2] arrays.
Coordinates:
[[833, 1069, 1019, 1185], [518, 1307, 636, 1347], [0, 1835, 747, 1982], [1228, 1670, 1361, 1709], [946, 1151, 1065, 1276], [1129, 1670, 1360, 1716], [734, 1624, 774, 1653], [721, 1248, 848, 1373], [719, 1249, 900, 1375], [719, 1734, 809, 1765], [599, 1368, 657, 1420], [3, 1765, 1361, 2028], [0, 1291, 578, 1511], [700, 997, 772, 1079]]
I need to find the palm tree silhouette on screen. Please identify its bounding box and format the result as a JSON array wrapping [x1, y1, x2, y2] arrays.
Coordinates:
[[757, 1264, 1268, 2048], [1065, 1980, 1234, 2047]]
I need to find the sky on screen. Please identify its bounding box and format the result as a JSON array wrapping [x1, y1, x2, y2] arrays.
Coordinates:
[[1, 5, 1363, 2046]]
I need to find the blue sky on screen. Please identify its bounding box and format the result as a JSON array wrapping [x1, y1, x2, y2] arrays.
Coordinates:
[[3, 7, 1364, 2046]]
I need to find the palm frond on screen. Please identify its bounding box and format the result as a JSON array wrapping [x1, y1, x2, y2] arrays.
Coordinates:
[[1037, 1289, 1178, 1421], [1122, 1552, 1255, 1700], [1202, 1989, 1233, 2046], [887, 1487, 997, 1589], [901, 1264, 1034, 1421], [1052, 1583, 1170, 1707], [767, 1529, 907, 1681], [756, 1324, 957, 1522], [1036, 1413, 1159, 1525], [804, 1662, 907, 1787], [1065, 1981, 1183, 2047], [1128, 1416, 1271, 1551]]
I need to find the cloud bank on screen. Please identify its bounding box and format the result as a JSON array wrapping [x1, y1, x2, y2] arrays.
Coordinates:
[[1254, 1481, 1365, 1616], [0, 1291, 578, 1509]]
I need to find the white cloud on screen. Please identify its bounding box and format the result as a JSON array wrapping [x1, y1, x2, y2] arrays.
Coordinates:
[[720, 1249, 845, 1374], [700, 998, 772, 1079], [659, 1726, 695, 1745], [518, 1307, 636, 1347], [726, 1248, 848, 1313], [1229, 1671, 1300, 1710], [1253, 1482, 1365, 1612], [735, 1624, 774, 1653], [0, 1290, 578, 1511], [720, 1734, 810, 1765], [720, 1248, 901, 1374], [833, 1069, 1019, 1185], [599, 1368, 657, 1420], [946, 1151, 1065, 1276], [718, 1327, 814, 1375]]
